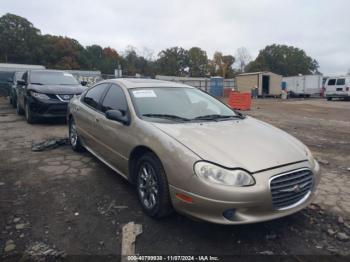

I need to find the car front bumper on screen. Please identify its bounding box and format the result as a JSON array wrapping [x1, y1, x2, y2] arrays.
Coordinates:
[[27, 97, 69, 118], [170, 161, 320, 224]]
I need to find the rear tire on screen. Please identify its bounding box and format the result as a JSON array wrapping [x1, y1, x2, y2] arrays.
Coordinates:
[[69, 118, 84, 152], [16, 99, 24, 115], [327, 97, 332, 101], [25, 102, 36, 124], [135, 152, 173, 218]]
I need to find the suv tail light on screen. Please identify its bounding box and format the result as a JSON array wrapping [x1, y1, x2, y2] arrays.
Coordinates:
[[346, 87, 349, 91]]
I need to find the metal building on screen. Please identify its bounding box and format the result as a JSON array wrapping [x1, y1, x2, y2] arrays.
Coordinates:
[[235, 71, 282, 96]]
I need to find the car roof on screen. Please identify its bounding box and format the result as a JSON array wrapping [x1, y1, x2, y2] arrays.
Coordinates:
[[107, 78, 195, 89]]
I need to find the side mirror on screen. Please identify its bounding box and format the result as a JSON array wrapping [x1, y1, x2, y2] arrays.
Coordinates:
[[7, 77, 13, 83], [17, 80, 26, 86], [80, 81, 88, 86], [105, 110, 129, 125]]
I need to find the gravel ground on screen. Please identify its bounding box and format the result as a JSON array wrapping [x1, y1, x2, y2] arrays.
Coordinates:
[[0, 96, 349, 261]]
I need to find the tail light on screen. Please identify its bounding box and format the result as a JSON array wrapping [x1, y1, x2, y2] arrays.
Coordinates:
[[346, 87, 349, 91]]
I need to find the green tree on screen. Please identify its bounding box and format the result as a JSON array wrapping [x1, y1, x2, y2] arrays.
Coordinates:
[[187, 47, 208, 77], [208, 52, 235, 78], [246, 44, 319, 76], [99, 47, 120, 74], [156, 47, 189, 76], [0, 13, 41, 63], [120, 46, 155, 77], [38, 35, 85, 69], [82, 45, 103, 70]]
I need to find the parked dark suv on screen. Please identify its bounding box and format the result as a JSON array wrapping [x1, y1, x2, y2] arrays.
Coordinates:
[[16, 70, 85, 123]]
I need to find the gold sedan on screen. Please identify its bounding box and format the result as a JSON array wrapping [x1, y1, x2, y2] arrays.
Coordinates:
[[67, 79, 320, 224]]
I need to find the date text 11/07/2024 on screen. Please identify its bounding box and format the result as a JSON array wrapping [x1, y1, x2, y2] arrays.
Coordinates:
[[126, 255, 220, 261]]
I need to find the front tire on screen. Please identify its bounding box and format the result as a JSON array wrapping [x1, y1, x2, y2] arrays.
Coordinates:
[[327, 97, 332, 101], [135, 152, 173, 218], [25, 102, 36, 124], [69, 118, 84, 152]]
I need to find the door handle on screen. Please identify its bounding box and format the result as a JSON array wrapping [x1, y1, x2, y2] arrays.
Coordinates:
[[95, 118, 99, 123]]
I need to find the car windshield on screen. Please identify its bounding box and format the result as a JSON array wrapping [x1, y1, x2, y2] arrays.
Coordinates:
[[30, 71, 79, 85], [129, 87, 239, 122]]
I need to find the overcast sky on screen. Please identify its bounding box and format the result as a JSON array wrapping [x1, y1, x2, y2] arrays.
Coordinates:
[[1, 0, 349, 75]]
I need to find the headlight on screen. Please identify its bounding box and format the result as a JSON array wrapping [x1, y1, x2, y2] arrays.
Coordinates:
[[194, 161, 255, 186], [30, 91, 50, 100]]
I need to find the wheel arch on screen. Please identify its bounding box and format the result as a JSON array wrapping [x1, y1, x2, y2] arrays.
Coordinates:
[[128, 145, 159, 185]]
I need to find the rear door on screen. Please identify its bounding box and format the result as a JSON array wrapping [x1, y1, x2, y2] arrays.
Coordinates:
[[335, 78, 346, 95], [325, 78, 336, 96], [95, 84, 131, 175], [76, 82, 110, 151], [346, 77, 350, 95]]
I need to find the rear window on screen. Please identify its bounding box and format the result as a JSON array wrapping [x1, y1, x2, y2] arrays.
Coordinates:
[[336, 78, 345, 85], [327, 79, 336, 86]]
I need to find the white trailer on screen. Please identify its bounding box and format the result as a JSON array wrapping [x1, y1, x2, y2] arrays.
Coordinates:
[[282, 75, 322, 97]]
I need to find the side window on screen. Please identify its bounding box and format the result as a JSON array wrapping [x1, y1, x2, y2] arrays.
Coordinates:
[[22, 72, 28, 82], [101, 84, 128, 114], [83, 83, 109, 110], [336, 78, 345, 85], [327, 79, 336, 86]]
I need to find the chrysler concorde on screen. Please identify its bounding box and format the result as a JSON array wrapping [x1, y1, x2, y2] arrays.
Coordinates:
[[67, 78, 320, 224]]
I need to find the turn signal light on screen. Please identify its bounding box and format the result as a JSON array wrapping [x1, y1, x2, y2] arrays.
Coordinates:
[[176, 193, 193, 203]]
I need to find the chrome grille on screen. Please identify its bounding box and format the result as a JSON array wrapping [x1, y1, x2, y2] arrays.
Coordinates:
[[270, 168, 314, 210]]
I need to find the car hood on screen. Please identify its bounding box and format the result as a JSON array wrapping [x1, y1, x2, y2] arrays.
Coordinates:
[[28, 84, 85, 95], [152, 117, 308, 173]]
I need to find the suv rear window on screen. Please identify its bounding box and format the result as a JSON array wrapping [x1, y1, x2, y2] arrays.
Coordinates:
[[327, 79, 336, 85], [336, 78, 345, 85]]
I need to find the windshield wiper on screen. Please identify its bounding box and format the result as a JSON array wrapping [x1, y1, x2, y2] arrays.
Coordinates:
[[193, 114, 245, 121], [142, 114, 191, 122], [30, 82, 43, 85]]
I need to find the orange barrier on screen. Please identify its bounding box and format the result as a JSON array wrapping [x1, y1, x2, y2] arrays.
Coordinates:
[[228, 92, 252, 110]]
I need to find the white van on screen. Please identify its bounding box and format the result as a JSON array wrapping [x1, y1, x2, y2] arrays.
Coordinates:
[[325, 76, 350, 100]]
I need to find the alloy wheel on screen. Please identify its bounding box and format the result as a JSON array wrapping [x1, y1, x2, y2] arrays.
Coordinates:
[[70, 121, 78, 147], [137, 162, 159, 210]]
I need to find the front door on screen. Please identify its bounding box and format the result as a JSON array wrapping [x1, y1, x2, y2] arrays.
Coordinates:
[[77, 83, 110, 151], [96, 84, 131, 175]]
